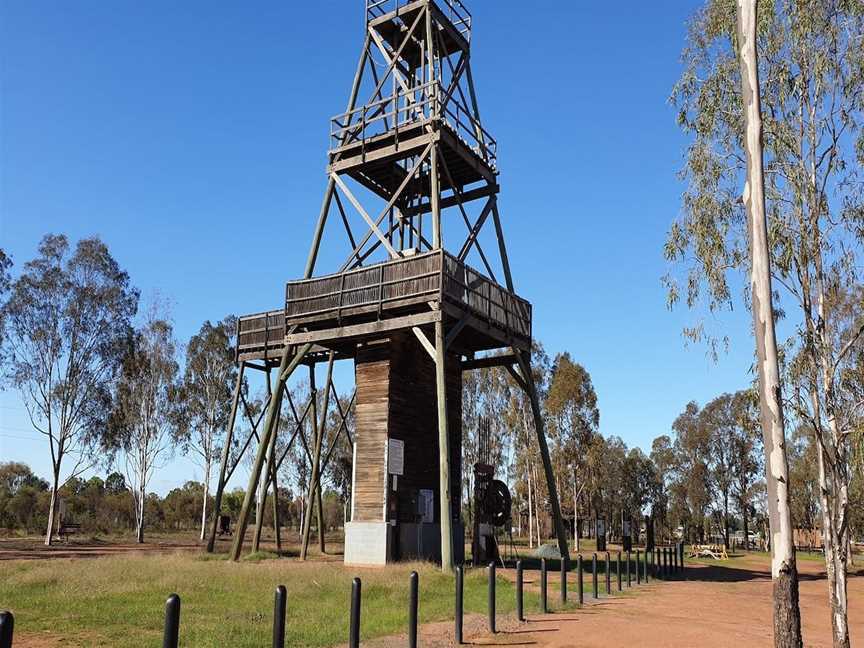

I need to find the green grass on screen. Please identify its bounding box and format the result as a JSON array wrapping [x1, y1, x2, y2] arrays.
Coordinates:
[[0, 552, 563, 647]]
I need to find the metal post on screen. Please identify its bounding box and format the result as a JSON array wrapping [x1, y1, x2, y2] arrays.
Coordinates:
[[540, 558, 548, 613], [616, 551, 622, 591], [273, 585, 287, 648], [577, 554, 583, 605], [605, 551, 611, 595], [349, 577, 361, 648], [560, 557, 567, 604], [592, 553, 598, 599], [0, 611, 13, 648], [636, 550, 641, 585], [626, 550, 632, 587], [409, 571, 419, 648], [163, 594, 180, 648], [644, 548, 649, 582], [516, 560, 524, 622], [455, 566, 464, 644], [488, 562, 496, 633]]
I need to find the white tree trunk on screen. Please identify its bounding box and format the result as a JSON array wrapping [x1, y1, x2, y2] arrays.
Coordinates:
[[527, 465, 534, 548], [45, 469, 60, 546], [736, 2, 803, 644], [136, 482, 146, 544], [199, 457, 211, 542]]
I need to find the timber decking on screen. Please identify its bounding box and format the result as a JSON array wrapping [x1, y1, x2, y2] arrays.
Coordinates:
[[236, 250, 531, 362]]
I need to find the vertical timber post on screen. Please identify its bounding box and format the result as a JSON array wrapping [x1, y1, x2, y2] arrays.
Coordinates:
[[253, 367, 274, 553], [435, 320, 454, 571], [207, 362, 245, 552], [230, 343, 311, 561], [301, 352, 334, 560], [317, 357, 335, 554]]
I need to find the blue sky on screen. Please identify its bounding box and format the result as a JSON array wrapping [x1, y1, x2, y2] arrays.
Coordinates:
[[0, 1, 756, 494]]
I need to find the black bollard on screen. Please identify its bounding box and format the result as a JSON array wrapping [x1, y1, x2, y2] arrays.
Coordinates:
[[560, 557, 567, 604], [516, 560, 524, 622], [273, 585, 287, 648], [349, 577, 361, 648], [540, 558, 549, 614], [643, 548, 649, 583], [664, 547, 669, 577], [163, 594, 181, 648], [409, 571, 419, 648], [577, 554, 584, 605], [592, 553, 598, 599], [636, 550, 641, 585], [455, 566, 464, 645], [540, 558, 548, 613], [616, 551, 622, 591], [680, 543, 686, 574], [488, 563, 496, 634], [626, 550, 632, 588], [0, 611, 13, 648], [605, 552, 611, 595]]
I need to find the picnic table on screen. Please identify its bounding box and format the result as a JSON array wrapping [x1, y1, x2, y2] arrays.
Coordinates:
[[688, 544, 729, 560]]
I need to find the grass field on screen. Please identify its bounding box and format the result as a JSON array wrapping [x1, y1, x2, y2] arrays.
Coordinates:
[[0, 550, 567, 647]]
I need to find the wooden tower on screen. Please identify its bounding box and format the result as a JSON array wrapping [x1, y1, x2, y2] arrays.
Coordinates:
[[211, 0, 571, 569]]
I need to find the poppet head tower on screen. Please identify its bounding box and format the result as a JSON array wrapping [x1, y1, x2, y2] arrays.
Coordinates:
[[213, 0, 570, 569]]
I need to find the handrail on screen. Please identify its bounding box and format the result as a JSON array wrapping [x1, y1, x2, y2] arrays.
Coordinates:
[[365, 0, 472, 41], [329, 80, 497, 168], [283, 250, 529, 338]]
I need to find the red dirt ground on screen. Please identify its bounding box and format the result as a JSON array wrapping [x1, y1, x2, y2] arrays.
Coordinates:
[[3, 538, 861, 647], [353, 554, 864, 647], [463, 555, 864, 648]]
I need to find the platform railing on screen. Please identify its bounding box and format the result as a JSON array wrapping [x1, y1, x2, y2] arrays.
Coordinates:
[[284, 250, 530, 339], [365, 0, 472, 41], [330, 81, 497, 168]]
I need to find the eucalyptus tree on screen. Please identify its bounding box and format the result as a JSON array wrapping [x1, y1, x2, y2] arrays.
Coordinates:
[[109, 305, 180, 543], [0, 249, 12, 349], [788, 426, 820, 531], [1, 235, 138, 545], [650, 435, 676, 538], [670, 402, 712, 541], [728, 390, 763, 545], [546, 353, 599, 549], [666, 0, 864, 641], [701, 391, 762, 546], [176, 317, 237, 540]]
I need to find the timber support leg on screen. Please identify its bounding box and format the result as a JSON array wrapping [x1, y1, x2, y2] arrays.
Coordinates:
[[515, 350, 571, 566], [230, 343, 312, 561], [435, 320, 454, 571], [301, 352, 334, 560], [207, 362, 245, 553]]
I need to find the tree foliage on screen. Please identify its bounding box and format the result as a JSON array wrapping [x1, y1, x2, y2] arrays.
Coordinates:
[[1, 234, 139, 544]]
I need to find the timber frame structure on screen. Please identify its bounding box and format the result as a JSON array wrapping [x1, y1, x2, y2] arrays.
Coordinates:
[[209, 0, 571, 569]]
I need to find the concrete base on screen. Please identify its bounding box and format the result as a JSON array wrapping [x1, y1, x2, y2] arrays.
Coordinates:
[[345, 521, 465, 566], [344, 521, 391, 566]]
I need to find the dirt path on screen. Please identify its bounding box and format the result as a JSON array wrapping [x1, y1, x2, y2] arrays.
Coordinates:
[[459, 557, 863, 648]]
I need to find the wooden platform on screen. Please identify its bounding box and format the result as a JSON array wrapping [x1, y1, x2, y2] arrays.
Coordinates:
[[367, 0, 472, 62], [329, 80, 497, 201], [236, 250, 531, 363]]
